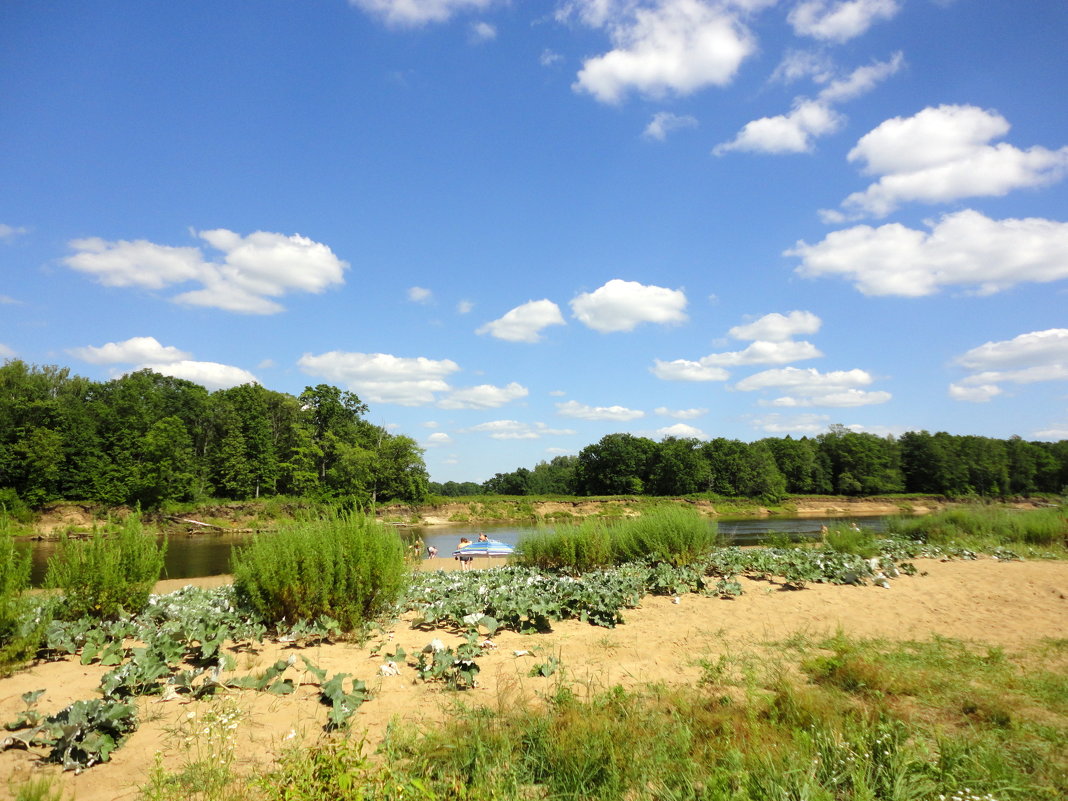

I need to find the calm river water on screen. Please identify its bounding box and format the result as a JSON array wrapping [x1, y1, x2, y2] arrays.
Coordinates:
[[22, 515, 893, 586]]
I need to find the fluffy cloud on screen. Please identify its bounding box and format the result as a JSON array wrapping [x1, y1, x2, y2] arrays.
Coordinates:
[[408, 286, 433, 303], [556, 400, 645, 421], [788, 0, 900, 43], [571, 279, 687, 332], [789, 210, 1068, 296], [456, 299, 474, 314], [827, 105, 1068, 218], [729, 310, 821, 341], [651, 358, 730, 382], [749, 412, 830, 434], [714, 52, 902, 155], [477, 299, 566, 342], [735, 366, 891, 407], [350, 0, 499, 26], [699, 340, 823, 366], [0, 344, 15, 358], [654, 406, 707, 419], [643, 111, 698, 141], [951, 329, 1068, 401], [438, 381, 529, 409], [65, 229, 348, 314], [0, 224, 28, 241], [463, 420, 578, 439], [150, 361, 260, 391], [470, 20, 496, 40], [654, 310, 822, 380], [426, 432, 453, 445], [66, 336, 257, 390], [567, 0, 756, 104], [68, 336, 191, 365], [298, 351, 459, 406], [654, 423, 707, 439]]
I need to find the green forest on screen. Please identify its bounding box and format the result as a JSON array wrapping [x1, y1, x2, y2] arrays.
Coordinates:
[[0, 360, 429, 510], [439, 429, 1068, 501], [3, 360, 1067, 512]]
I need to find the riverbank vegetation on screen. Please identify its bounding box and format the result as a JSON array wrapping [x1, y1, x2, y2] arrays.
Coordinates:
[[1, 507, 1066, 798]]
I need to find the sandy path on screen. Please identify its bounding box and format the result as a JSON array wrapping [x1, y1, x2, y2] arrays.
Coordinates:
[[2, 557, 1066, 800]]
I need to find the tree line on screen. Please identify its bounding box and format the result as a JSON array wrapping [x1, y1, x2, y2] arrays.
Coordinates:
[[434, 427, 1068, 501], [0, 360, 429, 510]]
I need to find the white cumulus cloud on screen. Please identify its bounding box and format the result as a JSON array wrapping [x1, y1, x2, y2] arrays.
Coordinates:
[[651, 358, 731, 382], [654, 423, 708, 439], [714, 52, 903, 155], [298, 351, 460, 406], [68, 336, 191, 365], [438, 381, 529, 409], [788, 0, 901, 43], [65, 229, 348, 314], [350, 0, 499, 27], [749, 412, 831, 434], [426, 432, 453, 445], [408, 286, 433, 303], [556, 400, 645, 421], [0, 224, 29, 241], [463, 420, 578, 439], [789, 210, 1068, 297], [643, 111, 698, 141], [477, 299, 566, 342], [827, 105, 1068, 218], [729, 310, 821, 341], [736, 366, 891, 407], [66, 336, 257, 390], [700, 340, 823, 366], [571, 279, 687, 332], [567, 0, 757, 104], [655, 406, 708, 419], [951, 329, 1068, 401]]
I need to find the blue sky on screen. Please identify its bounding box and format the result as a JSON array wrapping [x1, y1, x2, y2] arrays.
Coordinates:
[[2, 0, 1067, 483]]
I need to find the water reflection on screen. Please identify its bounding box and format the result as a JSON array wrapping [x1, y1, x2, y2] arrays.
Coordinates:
[[23, 516, 892, 586]]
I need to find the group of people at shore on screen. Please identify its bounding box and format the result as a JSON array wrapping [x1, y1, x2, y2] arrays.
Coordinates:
[[424, 532, 488, 570]]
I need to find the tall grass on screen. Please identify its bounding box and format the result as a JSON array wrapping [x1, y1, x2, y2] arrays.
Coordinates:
[[888, 505, 1067, 549], [44, 512, 165, 621], [514, 506, 719, 572], [231, 512, 407, 631]]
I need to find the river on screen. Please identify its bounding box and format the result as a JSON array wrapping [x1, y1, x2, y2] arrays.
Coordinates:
[[22, 515, 893, 586]]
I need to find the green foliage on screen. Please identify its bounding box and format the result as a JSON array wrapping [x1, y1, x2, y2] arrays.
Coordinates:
[[44, 513, 165, 621], [515, 506, 719, 571], [825, 523, 881, 558], [1, 525, 48, 673], [231, 513, 407, 631]]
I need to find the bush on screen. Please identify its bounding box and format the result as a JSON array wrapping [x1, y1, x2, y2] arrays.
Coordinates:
[[613, 505, 720, 567], [44, 513, 166, 621], [231, 512, 407, 631], [824, 523, 880, 558], [1, 521, 49, 672], [515, 506, 719, 572]]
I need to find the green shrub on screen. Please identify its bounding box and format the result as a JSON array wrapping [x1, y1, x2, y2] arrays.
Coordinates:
[[231, 512, 407, 631], [1, 524, 47, 673], [514, 518, 616, 573], [515, 506, 719, 572], [44, 513, 166, 621], [824, 523, 880, 558], [614, 505, 720, 566]]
